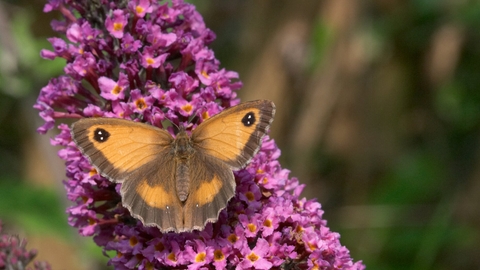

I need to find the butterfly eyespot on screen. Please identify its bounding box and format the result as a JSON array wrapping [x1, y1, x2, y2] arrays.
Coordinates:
[[166, 206, 170, 210], [196, 204, 199, 208], [241, 112, 256, 127], [93, 128, 110, 142]]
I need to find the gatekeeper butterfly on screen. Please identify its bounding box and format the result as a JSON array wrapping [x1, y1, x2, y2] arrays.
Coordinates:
[[71, 100, 275, 232]]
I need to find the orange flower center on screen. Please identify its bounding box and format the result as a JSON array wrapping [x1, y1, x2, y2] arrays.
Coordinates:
[[167, 252, 176, 262], [135, 6, 144, 14], [247, 252, 259, 262], [135, 99, 146, 110], [112, 85, 122, 95], [214, 250, 225, 261], [227, 234, 238, 243], [195, 252, 206, 263], [247, 223, 257, 233], [263, 219, 272, 227], [146, 57, 155, 66], [262, 177, 269, 184], [181, 103, 193, 113], [129, 236, 138, 246], [201, 70, 209, 79], [113, 22, 123, 31], [245, 191, 255, 201]]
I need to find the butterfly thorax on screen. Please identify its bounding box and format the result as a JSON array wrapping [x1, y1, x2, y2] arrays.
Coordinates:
[[173, 129, 194, 160]]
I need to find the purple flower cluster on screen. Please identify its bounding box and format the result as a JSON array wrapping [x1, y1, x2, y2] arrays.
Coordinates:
[[0, 221, 51, 270], [35, 0, 365, 269]]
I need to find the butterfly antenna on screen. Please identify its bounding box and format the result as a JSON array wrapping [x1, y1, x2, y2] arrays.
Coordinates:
[[170, 119, 180, 130], [160, 116, 178, 130], [187, 114, 196, 126]]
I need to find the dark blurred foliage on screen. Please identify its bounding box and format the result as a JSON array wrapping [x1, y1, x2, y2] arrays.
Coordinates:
[[0, 0, 479, 269]]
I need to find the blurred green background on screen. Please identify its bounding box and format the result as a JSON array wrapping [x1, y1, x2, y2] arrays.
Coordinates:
[[1, 0, 479, 269]]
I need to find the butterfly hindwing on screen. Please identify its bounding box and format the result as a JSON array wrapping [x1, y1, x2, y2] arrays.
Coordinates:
[[191, 100, 276, 170], [182, 152, 236, 231], [120, 149, 183, 231], [71, 118, 174, 182]]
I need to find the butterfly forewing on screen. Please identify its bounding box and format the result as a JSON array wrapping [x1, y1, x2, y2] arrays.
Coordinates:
[[191, 100, 276, 170], [71, 118, 174, 182]]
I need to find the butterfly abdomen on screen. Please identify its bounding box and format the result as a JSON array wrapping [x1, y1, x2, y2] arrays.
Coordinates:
[[172, 130, 195, 202], [175, 160, 190, 202]]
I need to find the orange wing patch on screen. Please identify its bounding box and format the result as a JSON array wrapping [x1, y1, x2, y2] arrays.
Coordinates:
[[193, 175, 223, 206], [181, 153, 236, 231], [136, 180, 175, 209]]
